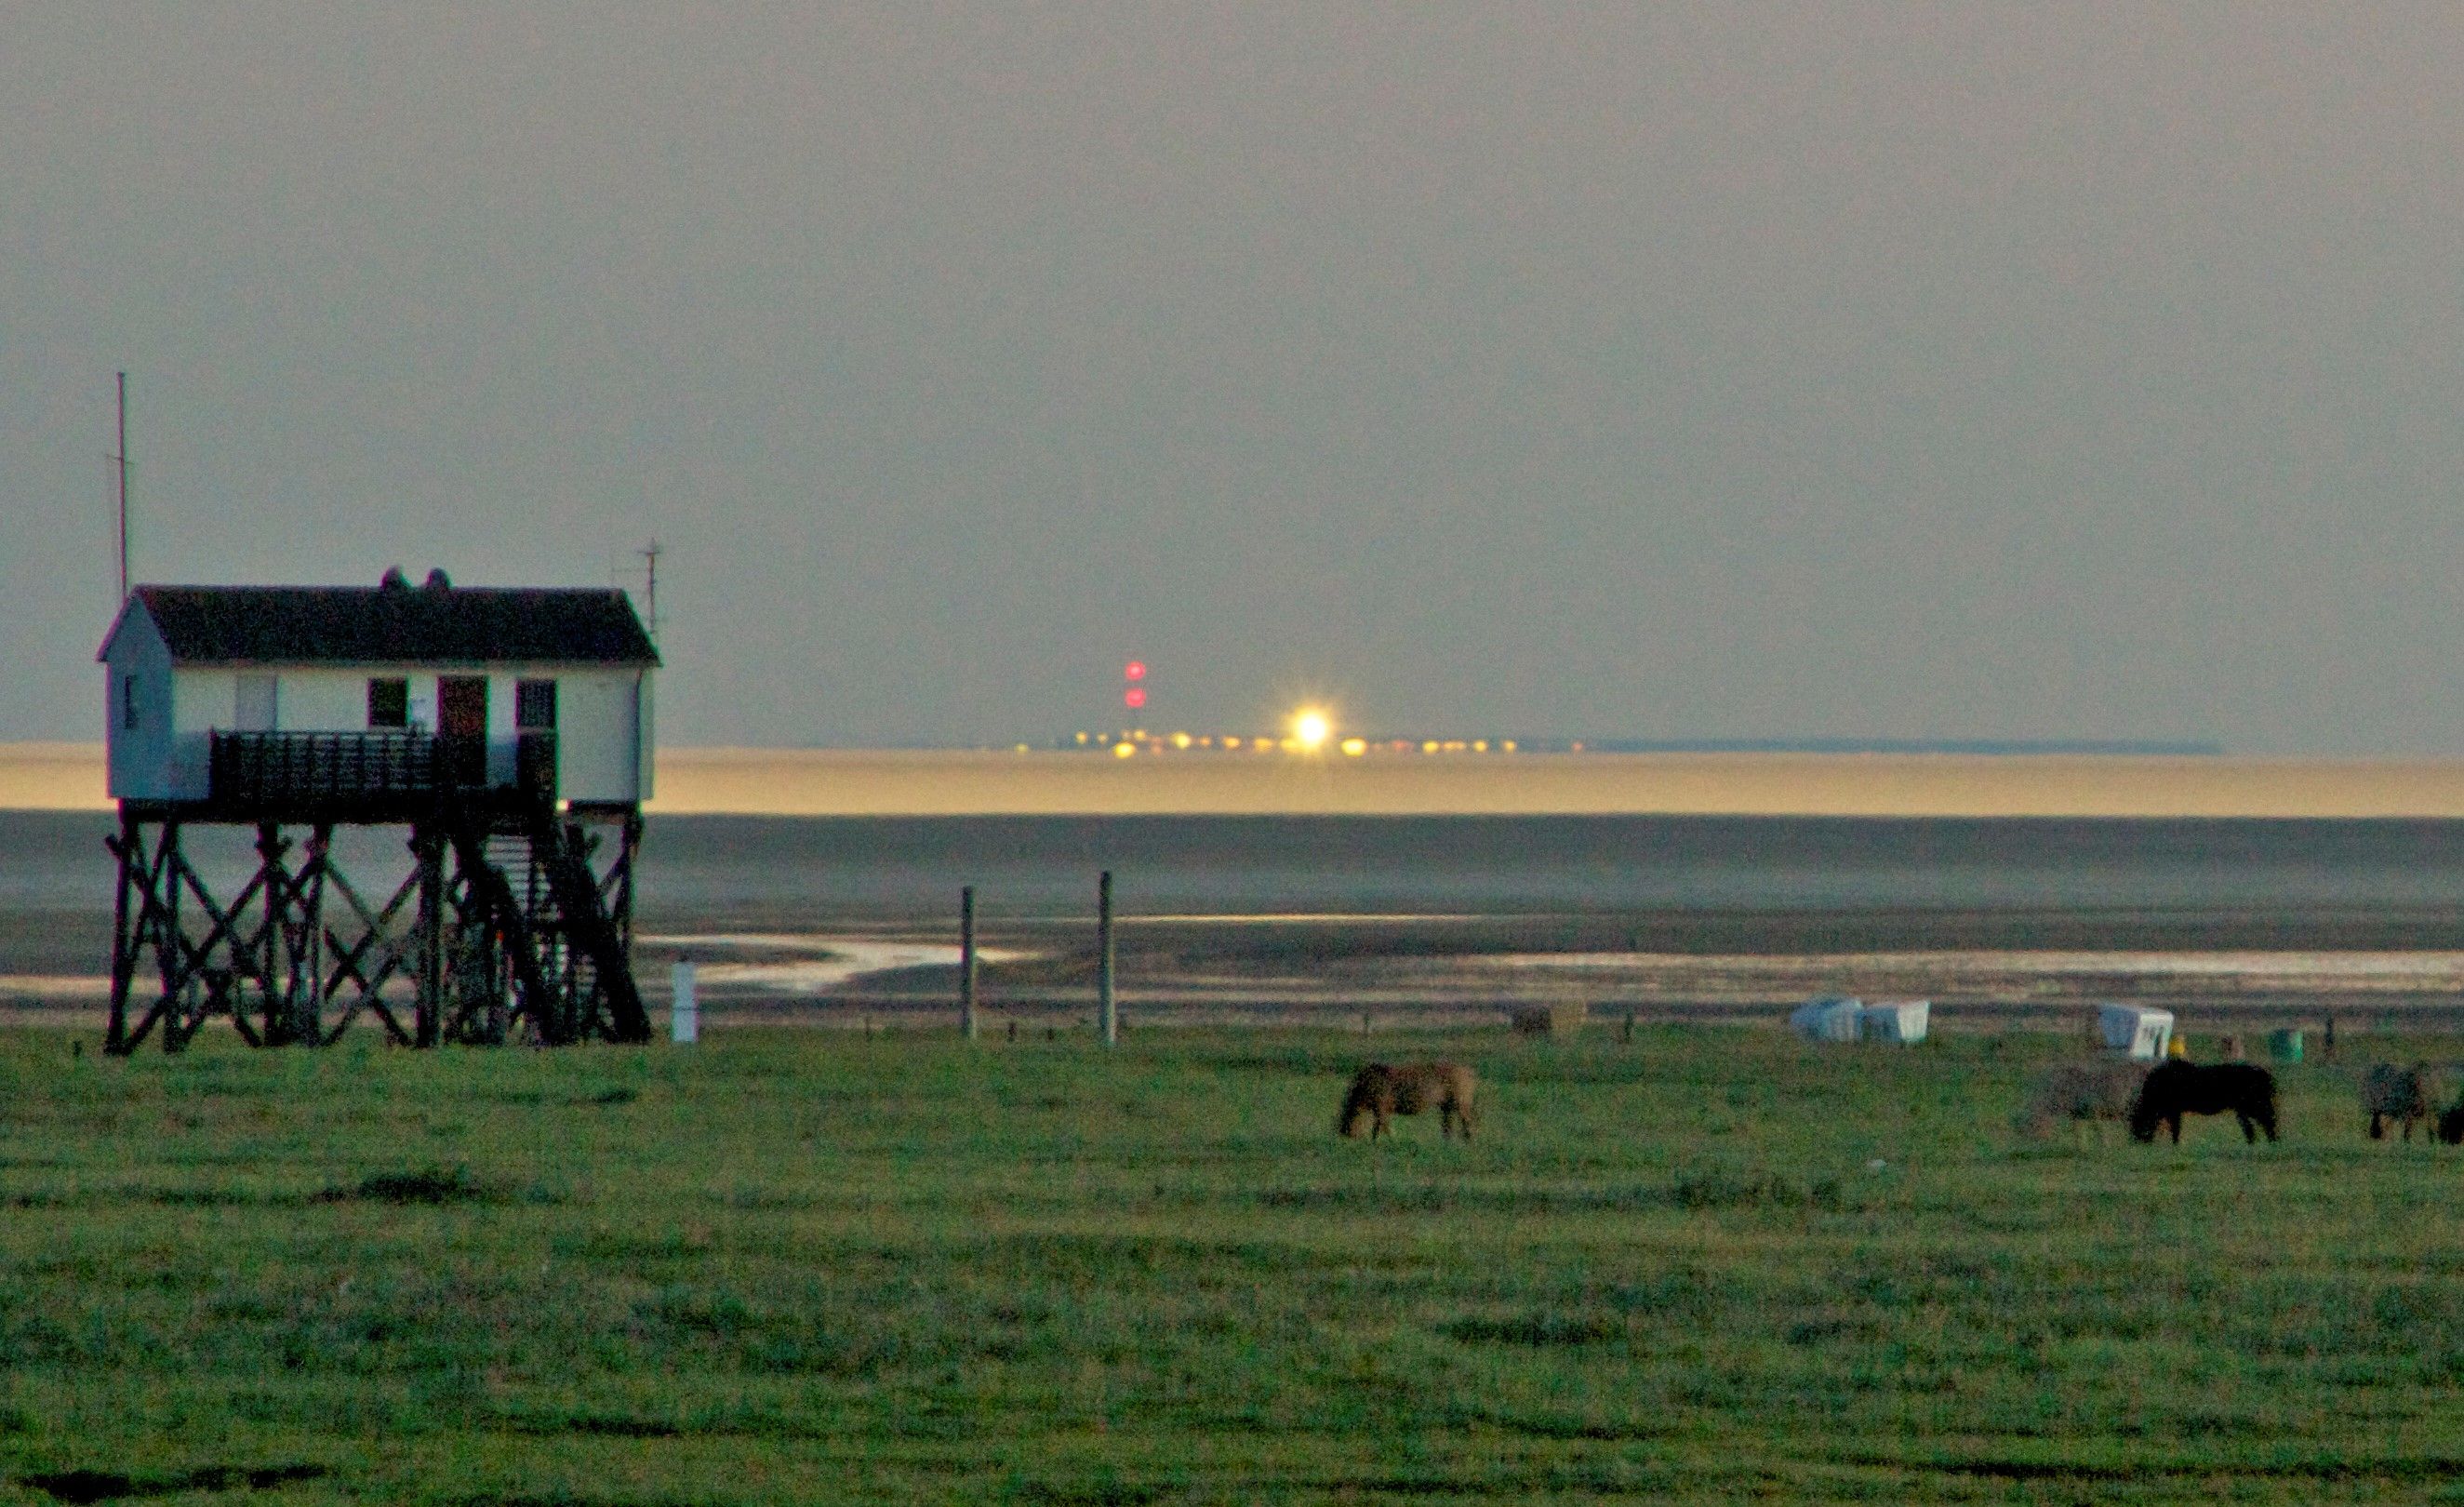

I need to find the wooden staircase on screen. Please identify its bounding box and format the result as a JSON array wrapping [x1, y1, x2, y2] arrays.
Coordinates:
[[438, 796, 649, 1046]]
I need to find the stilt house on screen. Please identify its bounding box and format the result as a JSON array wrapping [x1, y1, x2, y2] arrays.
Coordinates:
[[94, 569, 660, 1053]]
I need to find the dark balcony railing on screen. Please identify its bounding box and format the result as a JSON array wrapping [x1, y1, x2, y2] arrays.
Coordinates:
[[207, 729, 557, 807], [211, 731, 439, 805]]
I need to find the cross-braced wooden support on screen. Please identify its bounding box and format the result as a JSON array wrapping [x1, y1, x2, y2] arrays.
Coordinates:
[[105, 796, 646, 1054]]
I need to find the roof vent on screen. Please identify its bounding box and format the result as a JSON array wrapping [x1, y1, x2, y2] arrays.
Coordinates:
[[380, 567, 410, 590], [422, 568, 453, 592]]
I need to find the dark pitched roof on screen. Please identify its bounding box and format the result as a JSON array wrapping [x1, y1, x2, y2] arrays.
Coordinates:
[[102, 582, 659, 668]]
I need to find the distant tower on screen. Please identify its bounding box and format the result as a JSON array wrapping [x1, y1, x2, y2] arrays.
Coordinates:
[[1124, 660, 1147, 719]]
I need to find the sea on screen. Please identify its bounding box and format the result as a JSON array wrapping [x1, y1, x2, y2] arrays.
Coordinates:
[[12, 809, 2464, 925], [17, 808, 2464, 1014]]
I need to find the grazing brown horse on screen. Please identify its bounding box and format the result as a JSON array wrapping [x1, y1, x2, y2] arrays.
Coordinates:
[[2363, 1061, 2444, 1141], [2015, 1059, 2150, 1141], [2129, 1060, 2279, 1145], [1339, 1061, 1479, 1141]]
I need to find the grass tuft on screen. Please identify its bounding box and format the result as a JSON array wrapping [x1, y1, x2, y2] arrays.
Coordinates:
[[21, 1463, 329, 1503], [1442, 1312, 1624, 1347], [319, 1165, 495, 1205]]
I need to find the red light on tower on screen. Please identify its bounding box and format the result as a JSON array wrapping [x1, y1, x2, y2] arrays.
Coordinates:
[[1124, 687, 1147, 709], [1125, 661, 1147, 682]]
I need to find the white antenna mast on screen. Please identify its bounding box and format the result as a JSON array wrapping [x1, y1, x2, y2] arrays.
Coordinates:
[[112, 371, 131, 599], [640, 539, 661, 640]]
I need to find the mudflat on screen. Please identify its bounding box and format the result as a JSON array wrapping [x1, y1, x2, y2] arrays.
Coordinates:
[[17, 757, 2464, 1034], [16, 740, 2464, 817], [638, 747, 2464, 818]]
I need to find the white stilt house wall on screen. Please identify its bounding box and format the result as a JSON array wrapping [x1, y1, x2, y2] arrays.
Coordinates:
[[96, 570, 659, 1052]]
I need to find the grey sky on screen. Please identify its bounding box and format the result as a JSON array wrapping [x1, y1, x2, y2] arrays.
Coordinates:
[[5, 5, 2461, 753]]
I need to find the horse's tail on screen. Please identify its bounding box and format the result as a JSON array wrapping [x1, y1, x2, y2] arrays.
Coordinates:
[[2125, 1079, 2162, 1143], [1453, 1070, 1479, 1139]]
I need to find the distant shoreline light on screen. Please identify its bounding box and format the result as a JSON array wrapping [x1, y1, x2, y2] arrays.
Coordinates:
[[1064, 728, 1523, 757], [1050, 732, 2222, 758]]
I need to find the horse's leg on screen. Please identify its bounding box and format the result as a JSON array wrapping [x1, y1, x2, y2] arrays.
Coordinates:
[[2168, 1114, 2182, 1144], [2371, 1112, 2386, 1140], [2237, 1112, 2257, 1145]]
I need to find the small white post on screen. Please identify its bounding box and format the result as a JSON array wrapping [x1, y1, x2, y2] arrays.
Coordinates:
[[671, 958, 699, 1044]]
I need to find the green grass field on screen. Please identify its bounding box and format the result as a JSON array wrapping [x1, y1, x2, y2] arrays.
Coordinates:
[[1, 1025, 2460, 1504]]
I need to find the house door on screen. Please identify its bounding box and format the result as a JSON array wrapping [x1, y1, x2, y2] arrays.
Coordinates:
[[438, 676, 487, 784]]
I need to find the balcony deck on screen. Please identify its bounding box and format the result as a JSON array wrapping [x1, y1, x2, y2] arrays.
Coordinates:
[[196, 729, 557, 820]]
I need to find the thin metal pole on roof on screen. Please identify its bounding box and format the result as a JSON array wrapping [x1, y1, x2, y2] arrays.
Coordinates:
[[640, 540, 660, 640], [114, 372, 130, 599]]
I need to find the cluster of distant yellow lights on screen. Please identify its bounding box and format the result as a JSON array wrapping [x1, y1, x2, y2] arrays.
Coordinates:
[[1040, 710, 1538, 760]]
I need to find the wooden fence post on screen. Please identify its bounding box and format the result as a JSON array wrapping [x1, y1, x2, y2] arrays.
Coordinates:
[[1098, 870, 1117, 1047], [960, 886, 979, 1040]]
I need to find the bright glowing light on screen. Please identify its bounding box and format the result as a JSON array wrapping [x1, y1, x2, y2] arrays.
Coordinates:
[[1125, 660, 1147, 682], [1112, 741, 1136, 759], [1124, 687, 1146, 710], [1293, 710, 1331, 751], [1340, 738, 1367, 756], [1172, 731, 1192, 750]]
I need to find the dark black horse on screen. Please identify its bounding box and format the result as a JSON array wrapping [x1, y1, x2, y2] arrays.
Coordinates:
[[2128, 1060, 2279, 1145]]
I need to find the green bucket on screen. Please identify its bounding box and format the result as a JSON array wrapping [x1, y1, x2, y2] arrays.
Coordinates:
[[2268, 1028, 2304, 1063]]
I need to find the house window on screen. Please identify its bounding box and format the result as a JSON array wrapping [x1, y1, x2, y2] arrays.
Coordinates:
[[121, 673, 139, 731], [367, 678, 409, 729], [233, 673, 278, 732], [514, 679, 558, 731]]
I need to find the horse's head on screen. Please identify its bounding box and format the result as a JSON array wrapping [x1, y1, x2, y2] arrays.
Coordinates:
[[1338, 1065, 1391, 1138]]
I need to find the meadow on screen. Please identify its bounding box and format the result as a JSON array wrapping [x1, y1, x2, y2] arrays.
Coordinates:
[[2, 1026, 2461, 1504]]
